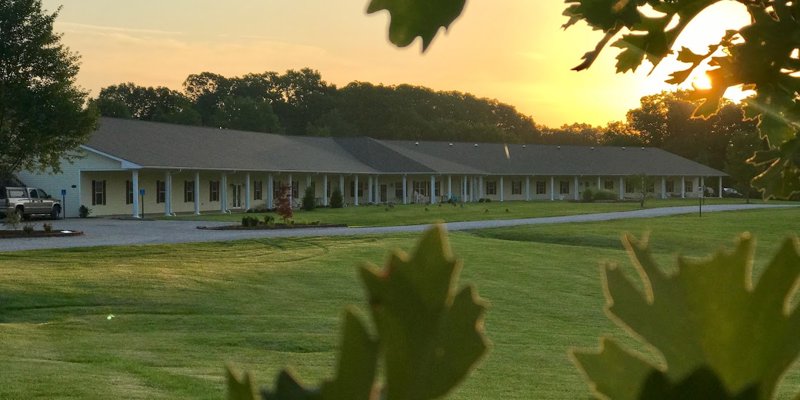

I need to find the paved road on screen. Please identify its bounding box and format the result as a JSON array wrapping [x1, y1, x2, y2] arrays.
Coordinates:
[[1, 204, 796, 252]]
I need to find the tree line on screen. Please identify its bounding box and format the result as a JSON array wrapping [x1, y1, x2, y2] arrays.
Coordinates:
[[92, 69, 763, 194]]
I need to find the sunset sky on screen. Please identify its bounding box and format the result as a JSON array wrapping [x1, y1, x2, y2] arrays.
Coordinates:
[[42, 0, 751, 127]]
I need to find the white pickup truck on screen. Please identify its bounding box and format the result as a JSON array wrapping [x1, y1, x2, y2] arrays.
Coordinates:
[[0, 186, 62, 219]]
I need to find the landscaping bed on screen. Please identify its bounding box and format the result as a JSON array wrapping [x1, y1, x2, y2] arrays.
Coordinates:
[[198, 223, 346, 231], [0, 229, 83, 239]]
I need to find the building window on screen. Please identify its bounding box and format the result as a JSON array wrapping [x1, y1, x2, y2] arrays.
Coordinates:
[[665, 179, 674, 193], [686, 181, 693, 193], [184, 181, 194, 202], [412, 181, 428, 197], [394, 181, 403, 199], [559, 180, 570, 194], [125, 180, 133, 205], [604, 179, 615, 191], [536, 180, 546, 195], [92, 180, 106, 206], [253, 180, 263, 200], [511, 180, 522, 195], [156, 180, 166, 203], [625, 179, 636, 193], [485, 181, 497, 195], [209, 181, 220, 202]]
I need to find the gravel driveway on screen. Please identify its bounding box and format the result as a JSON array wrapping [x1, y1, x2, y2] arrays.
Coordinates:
[[1, 204, 795, 252]]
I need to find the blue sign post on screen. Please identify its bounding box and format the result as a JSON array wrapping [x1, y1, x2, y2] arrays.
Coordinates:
[[139, 188, 146, 218], [61, 189, 67, 220]]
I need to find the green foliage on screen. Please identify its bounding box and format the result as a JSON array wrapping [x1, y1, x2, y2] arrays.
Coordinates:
[[231, 225, 488, 400], [329, 188, 343, 209], [0, 0, 97, 177], [366, 0, 466, 51], [78, 205, 91, 218], [241, 216, 260, 227], [3, 209, 22, 230], [593, 189, 617, 201], [582, 188, 594, 202], [302, 186, 316, 211], [573, 233, 800, 399]]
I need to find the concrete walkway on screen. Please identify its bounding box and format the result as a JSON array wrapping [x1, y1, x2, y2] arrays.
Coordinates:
[[1, 204, 796, 252]]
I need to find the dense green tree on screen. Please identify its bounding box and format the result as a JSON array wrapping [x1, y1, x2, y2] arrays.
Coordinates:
[[95, 83, 200, 125], [0, 0, 97, 178]]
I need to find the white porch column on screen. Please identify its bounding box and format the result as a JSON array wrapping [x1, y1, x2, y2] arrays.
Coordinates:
[[164, 171, 172, 216], [220, 173, 228, 213], [681, 176, 686, 199], [550, 176, 555, 201], [619, 177, 625, 200], [661, 177, 667, 199], [375, 175, 381, 203], [597, 176, 601, 190], [718, 177, 723, 198], [354, 175, 360, 206], [574, 176, 579, 200], [367, 176, 373, 203], [245, 172, 252, 210], [526, 176, 531, 201], [462, 176, 468, 202], [132, 170, 140, 218], [323, 175, 328, 206], [267, 174, 274, 209], [194, 172, 201, 215], [700, 177, 705, 196], [288, 174, 293, 207], [430, 175, 437, 204], [479, 176, 484, 199], [402, 174, 408, 205], [447, 175, 452, 200], [499, 176, 505, 202]]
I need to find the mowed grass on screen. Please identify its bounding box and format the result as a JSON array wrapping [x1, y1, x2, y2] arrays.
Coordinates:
[[1, 207, 798, 399], [164, 197, 766, 227]]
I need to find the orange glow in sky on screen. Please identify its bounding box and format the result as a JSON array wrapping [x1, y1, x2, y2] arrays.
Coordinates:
[[44, 0, 751, 127]]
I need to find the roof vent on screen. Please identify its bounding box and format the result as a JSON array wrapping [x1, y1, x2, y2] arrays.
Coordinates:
[[449, 143, 453, 146], [522, 144, 526, 148], [557, 146, 561, 149], [641, 147, 645, 150], [622, 147, 626, 150], [415, 141, 419, 145], [590, 147, 595, 150], [474, 144, 478, 147]]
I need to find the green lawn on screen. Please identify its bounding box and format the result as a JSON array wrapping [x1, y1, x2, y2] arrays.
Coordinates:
[[162, 197, 766, 227], [1, 207, 798, 399]]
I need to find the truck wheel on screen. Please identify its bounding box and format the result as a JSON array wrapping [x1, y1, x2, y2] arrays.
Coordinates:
[[51, 205, 61, 219]]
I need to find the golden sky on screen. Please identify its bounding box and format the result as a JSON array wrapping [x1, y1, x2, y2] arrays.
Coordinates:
[[43, 0, 751, 127]]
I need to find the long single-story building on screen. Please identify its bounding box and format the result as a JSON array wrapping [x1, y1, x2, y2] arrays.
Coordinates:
[[18, 117, 727, 218]]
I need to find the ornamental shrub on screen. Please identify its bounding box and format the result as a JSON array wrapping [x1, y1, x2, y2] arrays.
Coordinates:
[[302, 186, 316, 211], [330, 188, 343, 209], [593, 189, 617, 201], [581, 188, 594, 202]]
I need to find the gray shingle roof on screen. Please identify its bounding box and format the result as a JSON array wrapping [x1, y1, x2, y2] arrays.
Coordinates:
[[85, 118, 726, 177]]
